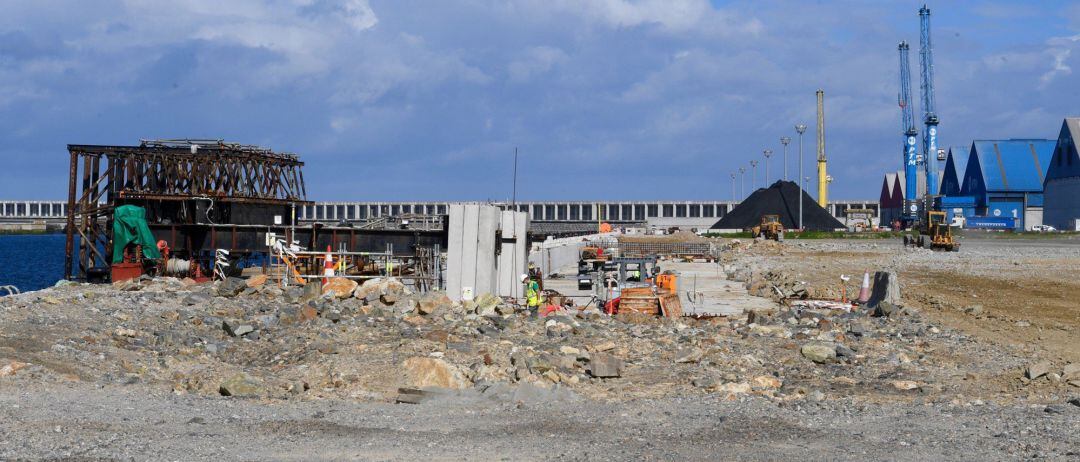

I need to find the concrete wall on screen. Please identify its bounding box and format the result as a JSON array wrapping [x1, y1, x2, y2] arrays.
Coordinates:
[[1044, 177, 1080, 230], [445, 204, 529, 302]]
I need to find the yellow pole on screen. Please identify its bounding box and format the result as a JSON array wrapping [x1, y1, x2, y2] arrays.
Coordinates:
[[816, 89, 828, 207]]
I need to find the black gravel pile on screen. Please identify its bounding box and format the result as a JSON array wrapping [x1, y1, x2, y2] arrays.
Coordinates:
[[711, 180, 844, 231]]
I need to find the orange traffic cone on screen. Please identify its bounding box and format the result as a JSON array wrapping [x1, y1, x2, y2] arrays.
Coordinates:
[[857, 270, 871, 304], [322, 245, 335, 285]]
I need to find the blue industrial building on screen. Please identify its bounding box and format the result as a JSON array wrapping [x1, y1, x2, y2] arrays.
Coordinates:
[[1042, 118, 1080, 230], [959, 139, 1054, 229], [938, 146, 967, 197]]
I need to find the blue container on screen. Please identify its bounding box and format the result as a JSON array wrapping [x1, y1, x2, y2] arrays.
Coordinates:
[[966, 216, 1017, 229]]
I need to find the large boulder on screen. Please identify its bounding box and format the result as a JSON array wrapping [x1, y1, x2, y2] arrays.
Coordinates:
[[418, 292, 451, 316], [401, 357, 470, 389], [353, 277, 406, 301], [587, 352, 624, 378], [801, 342, 837, 364], [322, 277, 358, 299], [473, 293, 501, 316], [215, 277, 247, 297], [219, 373, 262, 397]]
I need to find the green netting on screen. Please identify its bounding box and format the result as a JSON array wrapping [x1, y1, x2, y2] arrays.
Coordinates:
[[112, 205, 162, 263]]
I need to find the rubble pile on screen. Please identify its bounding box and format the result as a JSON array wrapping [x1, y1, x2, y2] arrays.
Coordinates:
[[0, 269, 1074, 407]]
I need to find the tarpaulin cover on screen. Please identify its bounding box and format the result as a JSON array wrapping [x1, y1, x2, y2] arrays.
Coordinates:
[[112, 205, 162, 263]]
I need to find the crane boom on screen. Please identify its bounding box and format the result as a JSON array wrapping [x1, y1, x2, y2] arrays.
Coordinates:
[[899, 41, 919, 219], [919, 4, 940, 195]]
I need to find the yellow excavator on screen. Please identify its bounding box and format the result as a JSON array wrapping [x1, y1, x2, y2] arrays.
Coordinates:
[[903, 210, 959, 251], [751, 215, 784, 241]]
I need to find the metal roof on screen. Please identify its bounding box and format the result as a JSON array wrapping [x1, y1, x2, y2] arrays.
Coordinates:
[[961, 139, 1054, 194], [1045, 118, 1080, 183], [939, 146, 968, 197]]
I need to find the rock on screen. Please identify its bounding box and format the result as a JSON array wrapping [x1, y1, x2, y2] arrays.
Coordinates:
[[716, 382, 752, 397], [559, 346, 580, 355], [473, 293, 500, 316], [403, 315, 428, 326], [353, 277, 406, 301], [892, 380, 920, 391], [182, 292, 211, 307], [835, 344, 856, 358], [692, 377, 718, 389], [380, 293, 399, 305], [1026, 361, 1052, 380], [278, 307, 301, 326], [964, 305, 984, 316], [1062, 363, 1080, 381], [592, 341, 616, 352], [1068, 397, 1080, 407], [219, 373, 262, 397], [401, 357, 469, 389], [0, 361, 29, 377], [300, 281, 322, 303], [322, 277, 357, 299], [417, 292, 451, 315], [496, 304, 516, 316], [752, 375, 782, 390], [215, 277, 247, 297], [587, 352, 623, 378], [221, 320, 254, 337], [872, 301, 899, 318], [245, 274, 268, 288], [674, 348, 704, 364], [299, 306, 318, 323], [801, 342, 837, 364]]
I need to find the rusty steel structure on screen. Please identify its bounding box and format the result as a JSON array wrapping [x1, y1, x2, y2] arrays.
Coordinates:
[[64, 139, 309, 280], [64, 139, 448, 283]]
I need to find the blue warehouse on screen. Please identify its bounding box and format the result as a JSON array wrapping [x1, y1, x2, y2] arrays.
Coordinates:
[[958, 139, 1054, 230]]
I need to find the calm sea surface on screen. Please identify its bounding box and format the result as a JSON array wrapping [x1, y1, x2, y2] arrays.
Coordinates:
[[0, 234, 68, 293]]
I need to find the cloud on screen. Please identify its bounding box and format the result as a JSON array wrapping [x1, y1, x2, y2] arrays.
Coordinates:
[[508, 46, 567, 82], [0, 1, 1076, 201]]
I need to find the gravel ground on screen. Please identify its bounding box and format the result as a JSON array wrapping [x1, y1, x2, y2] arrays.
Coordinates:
[[2, 235, 1079, 460], [1, 383, 1077, 461]]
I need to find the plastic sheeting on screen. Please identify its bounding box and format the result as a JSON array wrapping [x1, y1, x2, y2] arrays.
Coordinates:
[[112, 205, 162, 263]]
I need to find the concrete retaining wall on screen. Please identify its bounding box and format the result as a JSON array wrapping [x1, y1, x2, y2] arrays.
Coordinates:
[[446, 204, 529, 302]]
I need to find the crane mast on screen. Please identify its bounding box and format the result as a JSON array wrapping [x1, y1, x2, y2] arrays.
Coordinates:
[[898, 41, 919, 220], [816, 89, 829, 206], [919, 4, 940, 196]]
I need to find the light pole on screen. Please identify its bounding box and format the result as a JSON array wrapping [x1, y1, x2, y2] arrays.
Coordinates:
[[763, 149, 773, 185], [795, 124, 808, 230], [749, 160, 758, 190], [780, 136, 791, 181], [730, 173, 736, 201], [739, 167, 746, 198]]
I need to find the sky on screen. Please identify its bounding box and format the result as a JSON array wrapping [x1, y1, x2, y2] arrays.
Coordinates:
[[0, 0, 1078, 202]]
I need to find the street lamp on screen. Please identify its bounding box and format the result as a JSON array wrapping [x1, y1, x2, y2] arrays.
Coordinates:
[[749, 160, 758, 190], [730, 172, 736, 201], [780, 136, 791, 181], [763, 149, 773, 185], [739, 167, 746, 198], [795, 124, 808, 230]]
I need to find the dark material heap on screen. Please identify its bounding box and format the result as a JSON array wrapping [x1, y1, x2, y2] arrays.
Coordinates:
[[711, 180, 844, 231]]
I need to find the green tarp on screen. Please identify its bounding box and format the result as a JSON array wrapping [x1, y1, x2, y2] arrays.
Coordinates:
[[112, 205, 162, 263]]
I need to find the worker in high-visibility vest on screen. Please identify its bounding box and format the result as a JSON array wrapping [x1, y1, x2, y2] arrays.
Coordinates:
[[522, 274, 542, 314]]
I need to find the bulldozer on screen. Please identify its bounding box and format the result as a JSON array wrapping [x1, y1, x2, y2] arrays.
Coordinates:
[[751, 215, 784, 241], [903, 210, 959, 251]]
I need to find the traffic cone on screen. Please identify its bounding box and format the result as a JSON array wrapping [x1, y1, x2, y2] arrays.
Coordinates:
[[322, 245, 335, 285], [857, 270, 871, 304]]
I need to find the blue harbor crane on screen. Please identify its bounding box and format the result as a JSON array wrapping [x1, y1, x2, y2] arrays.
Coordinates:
[[919, 4, 940, 196], [898, 41, 919, 221]]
